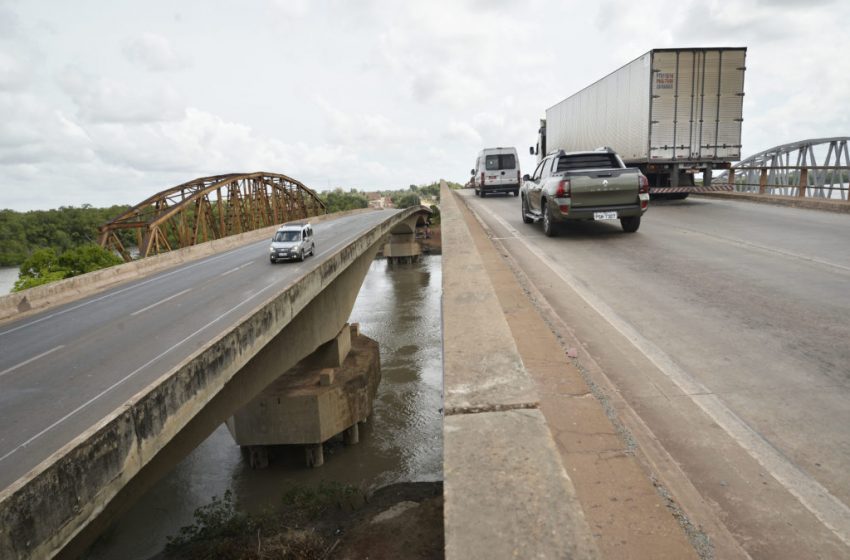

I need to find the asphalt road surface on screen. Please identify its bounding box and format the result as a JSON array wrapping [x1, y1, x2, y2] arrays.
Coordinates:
[[461, 190, 850, 559], [0, 210, 399, 491]]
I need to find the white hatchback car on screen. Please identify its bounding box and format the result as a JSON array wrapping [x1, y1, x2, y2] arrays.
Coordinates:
[[269, 222, 315, 263]]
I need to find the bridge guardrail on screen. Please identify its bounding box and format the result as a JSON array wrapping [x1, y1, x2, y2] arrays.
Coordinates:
[[440, 181, 599, 559], [0, 208, 380, 325]]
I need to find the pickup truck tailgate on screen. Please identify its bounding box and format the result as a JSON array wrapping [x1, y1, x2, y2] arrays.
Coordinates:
[[568, 169, 639, 208]]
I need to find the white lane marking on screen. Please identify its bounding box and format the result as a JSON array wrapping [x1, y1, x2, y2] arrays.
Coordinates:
[[0, 249, 245, 337], [0, 213, 380, 338], [0, 279, 282, 466], [663, 223, 850, 274], [130, 288, 192, 317], [0, 345, 65, 378], [474, 201, 850, 547], [220, 262, 253, 277]]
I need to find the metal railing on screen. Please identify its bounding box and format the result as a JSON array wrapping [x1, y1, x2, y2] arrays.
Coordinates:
[[714, 137, 850, 201]]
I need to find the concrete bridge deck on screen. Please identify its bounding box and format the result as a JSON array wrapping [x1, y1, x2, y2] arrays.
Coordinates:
[[0, 207, 429, 559]]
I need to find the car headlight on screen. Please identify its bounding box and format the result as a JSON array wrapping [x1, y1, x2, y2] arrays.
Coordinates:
[[269, 246, 275, 253]]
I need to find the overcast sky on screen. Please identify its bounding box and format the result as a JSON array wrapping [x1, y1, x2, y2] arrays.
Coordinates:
[[1, 0, 848, 211]]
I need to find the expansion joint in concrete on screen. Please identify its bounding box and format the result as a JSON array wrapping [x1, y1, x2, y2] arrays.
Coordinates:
[[443, 401, 538, 417]]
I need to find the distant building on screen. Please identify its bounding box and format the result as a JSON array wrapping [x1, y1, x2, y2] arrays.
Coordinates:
[[366, 192, 394, 209]]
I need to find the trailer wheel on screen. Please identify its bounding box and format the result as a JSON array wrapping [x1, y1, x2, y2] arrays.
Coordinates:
[[521, 196, 533, 224], [621, 216, 641, 233]]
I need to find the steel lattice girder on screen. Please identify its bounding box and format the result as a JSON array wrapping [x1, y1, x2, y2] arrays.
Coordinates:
[[98, 172, 327, 261], [717, 137, 850, 199]]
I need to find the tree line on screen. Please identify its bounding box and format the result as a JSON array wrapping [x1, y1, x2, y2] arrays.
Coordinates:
[[0, 205, 130, 267], [319, 181, 460, 213], [2, 180, 456, 291]]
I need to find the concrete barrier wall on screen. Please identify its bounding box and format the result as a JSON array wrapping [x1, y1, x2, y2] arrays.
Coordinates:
[[0, 206, 420, 559], [0, 208, 379, 324], [440, 182, 599, 559]]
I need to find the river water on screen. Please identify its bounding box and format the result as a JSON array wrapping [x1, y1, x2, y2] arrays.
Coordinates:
[[85, 255, 443, 559], [0, 267, 18, 294]]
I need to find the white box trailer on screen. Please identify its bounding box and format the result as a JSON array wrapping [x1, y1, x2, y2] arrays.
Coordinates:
[[537, 47, 746, 195]]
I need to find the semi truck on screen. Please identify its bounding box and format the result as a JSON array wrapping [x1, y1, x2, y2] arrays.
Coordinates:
[[532, 47, 747, 197]]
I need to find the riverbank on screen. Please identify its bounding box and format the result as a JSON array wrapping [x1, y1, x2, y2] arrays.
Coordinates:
[[156, 481, 442, 559], [0, 267, 18, 295], [84, 255, 444, 560]]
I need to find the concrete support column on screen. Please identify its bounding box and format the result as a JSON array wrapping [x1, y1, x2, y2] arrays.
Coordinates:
[[383, 232, 421, 264], [343, 423, 360, 445], [799, 167, 809, 197], [226, 325, 381, 468]]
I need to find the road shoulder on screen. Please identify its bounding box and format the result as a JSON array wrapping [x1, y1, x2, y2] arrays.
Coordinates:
[[452, 191, 710, 559]]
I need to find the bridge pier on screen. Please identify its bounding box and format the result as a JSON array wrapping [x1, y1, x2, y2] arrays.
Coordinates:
[[225, 323, 381, 468], [383, 231, 422, 264]]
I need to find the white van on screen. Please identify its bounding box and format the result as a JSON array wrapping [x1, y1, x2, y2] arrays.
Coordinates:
[[470, 147, 521, 197], [269, 222, 315, 263]]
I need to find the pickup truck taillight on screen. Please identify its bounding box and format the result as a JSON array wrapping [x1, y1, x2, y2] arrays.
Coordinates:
[[638, 174, 650, 194], [638, 174, 650, 209], [555, 179, 571, 198]]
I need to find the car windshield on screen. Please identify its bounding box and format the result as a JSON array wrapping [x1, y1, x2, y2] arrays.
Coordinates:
[[485, 154, 516, 170], [274, 230, 301, 242]]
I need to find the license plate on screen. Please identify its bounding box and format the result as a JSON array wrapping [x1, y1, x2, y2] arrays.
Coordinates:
[[593, 211, 618, 220]]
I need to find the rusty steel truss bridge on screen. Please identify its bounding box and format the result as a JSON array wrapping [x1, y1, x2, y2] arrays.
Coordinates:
[[716, 137, 850, 200], [98, 172, 326, 261]]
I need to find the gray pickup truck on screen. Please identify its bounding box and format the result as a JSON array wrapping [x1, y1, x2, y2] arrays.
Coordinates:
[[520, 148, 649, 236]]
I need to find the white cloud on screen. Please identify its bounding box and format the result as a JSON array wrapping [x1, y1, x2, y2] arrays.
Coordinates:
[[317, 97, 425, 146], [58, 67, 185, 123], [268, 0, 310, 18], [445, 121, 482, 144], [0, 0, 848, 209], [0, 93, 94, 165], [123, 33, 189, 72]]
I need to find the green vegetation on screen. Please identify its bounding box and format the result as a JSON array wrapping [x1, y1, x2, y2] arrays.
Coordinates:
[[13, 244, 124, 292], [391, 192, 421, 208], [318, 181, 449, 213], [165, 483, 364, 560], [318, 189, 369, 213], [0, 205, 130, 267]]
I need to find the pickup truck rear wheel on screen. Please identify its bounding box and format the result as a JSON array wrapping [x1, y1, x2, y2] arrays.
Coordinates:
[[521, 196, 533, 224], [621, 216, 641, 233], [542, 201, 557, 237]]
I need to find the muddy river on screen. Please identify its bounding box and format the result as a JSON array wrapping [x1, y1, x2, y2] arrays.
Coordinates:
[[85, 255, 443, 559]]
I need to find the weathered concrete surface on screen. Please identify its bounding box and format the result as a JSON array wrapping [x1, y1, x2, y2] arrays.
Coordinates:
[[0, 208, 378, 324], [445, 409, 598, 559], [226, 329, 380, 446], [441, 181, 598, 559], [383, 232, 421, 259], [454, 191, 711, 559], [441, 187, 537, 415], [695, 190, 850, 213], [0, 206, 430, 560]]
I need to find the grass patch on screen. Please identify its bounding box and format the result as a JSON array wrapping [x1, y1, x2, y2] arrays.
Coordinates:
[[164, 483, 365, 559]]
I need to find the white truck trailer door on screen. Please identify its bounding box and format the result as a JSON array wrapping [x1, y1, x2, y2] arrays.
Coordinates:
[[650, 49, 745, 163]]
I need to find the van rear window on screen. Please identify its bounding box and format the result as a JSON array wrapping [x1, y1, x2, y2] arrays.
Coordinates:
[[556, 154, 620, 171], [485, 154, 517, 170]]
